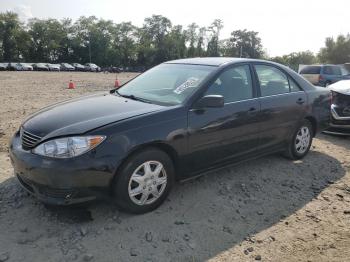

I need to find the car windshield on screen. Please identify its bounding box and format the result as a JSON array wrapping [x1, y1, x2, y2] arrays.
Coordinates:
[[117, 63, 215, 105]]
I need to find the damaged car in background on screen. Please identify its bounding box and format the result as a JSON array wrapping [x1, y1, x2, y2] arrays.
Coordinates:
[[324, 80, 350, 136]]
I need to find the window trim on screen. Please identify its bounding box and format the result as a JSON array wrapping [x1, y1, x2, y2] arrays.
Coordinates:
[[252, 62, 304, 97]]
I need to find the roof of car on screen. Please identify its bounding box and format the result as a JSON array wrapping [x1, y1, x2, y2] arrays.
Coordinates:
[[165, 57, 266, 66]]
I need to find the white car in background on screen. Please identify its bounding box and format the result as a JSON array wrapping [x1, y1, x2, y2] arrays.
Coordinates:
[[85, 63, 101, 72], [46, 64, 61, 71], [324, 80, 350, 136]]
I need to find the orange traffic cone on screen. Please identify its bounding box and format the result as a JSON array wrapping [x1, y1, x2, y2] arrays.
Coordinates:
[[68, 79, 75, 89], [114, 76, 120, 88]]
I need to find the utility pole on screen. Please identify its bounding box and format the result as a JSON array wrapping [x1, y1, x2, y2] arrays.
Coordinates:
[[89, 33, 92, 63], [240, 45, 243, 58]]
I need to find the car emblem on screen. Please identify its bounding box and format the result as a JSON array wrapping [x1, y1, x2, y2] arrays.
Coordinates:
[[343, 106, 350, 116]]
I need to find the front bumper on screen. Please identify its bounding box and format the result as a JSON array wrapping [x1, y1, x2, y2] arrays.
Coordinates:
[[9, 131, 115, 205], [323, 124, 350, 136], [323, 105, 350, 136]]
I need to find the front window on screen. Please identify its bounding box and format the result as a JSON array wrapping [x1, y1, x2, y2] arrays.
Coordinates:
[[205, 65, 253, 103], [117, 64, 215, 105]]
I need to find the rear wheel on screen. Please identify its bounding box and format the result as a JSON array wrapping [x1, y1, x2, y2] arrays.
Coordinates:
[[284, 120, 313, 160], [113, 148, 175, 214]]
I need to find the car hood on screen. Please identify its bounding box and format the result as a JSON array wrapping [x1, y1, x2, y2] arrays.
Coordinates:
[[22, 92, 166, 140], [328, 80, 350, 95]]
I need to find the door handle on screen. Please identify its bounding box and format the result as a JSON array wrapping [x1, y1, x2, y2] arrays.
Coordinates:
[[296, 98, 305, 105]]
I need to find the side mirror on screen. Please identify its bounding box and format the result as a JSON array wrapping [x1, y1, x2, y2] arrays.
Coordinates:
[[194, 95, 224, 109]]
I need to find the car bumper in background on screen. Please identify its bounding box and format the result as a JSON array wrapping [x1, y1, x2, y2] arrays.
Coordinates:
[[323, 112, 350, 136], [324, 122, 350, 136]]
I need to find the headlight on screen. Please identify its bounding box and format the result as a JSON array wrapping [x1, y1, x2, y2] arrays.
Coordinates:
[[32, 136, 106, 158]]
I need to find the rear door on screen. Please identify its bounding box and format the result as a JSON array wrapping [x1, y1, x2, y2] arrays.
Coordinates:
[[254, 64, 307, 150]]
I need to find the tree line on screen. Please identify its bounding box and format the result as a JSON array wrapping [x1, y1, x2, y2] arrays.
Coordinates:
[[0, 11, 349, 70]]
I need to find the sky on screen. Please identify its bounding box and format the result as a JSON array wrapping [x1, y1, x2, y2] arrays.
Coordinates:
[[1, 0, 349, 57]]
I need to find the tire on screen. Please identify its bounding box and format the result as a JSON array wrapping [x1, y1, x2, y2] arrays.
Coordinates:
[[283, 119, 313, 160], [113, 148, 175, 214]]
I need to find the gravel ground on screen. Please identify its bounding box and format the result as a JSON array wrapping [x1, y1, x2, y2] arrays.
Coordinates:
[[0, 71, 349, 262]]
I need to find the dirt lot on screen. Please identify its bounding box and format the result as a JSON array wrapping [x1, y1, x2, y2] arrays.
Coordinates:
[[0, 71, 349, 262]]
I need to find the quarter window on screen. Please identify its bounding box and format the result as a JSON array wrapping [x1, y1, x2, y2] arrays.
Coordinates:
[[205, 65, 253, 103], [255, 65, 290, 96]]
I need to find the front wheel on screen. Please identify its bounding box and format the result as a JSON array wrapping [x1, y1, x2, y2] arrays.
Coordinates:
[[284, 120, 313, 160], [113, 148, 175, 214]]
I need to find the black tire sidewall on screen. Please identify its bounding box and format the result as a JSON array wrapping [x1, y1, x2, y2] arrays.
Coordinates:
[[113, 148, 175, 214]]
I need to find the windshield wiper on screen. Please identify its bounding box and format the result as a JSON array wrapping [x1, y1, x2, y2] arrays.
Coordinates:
[[115, 90, 153, 104]]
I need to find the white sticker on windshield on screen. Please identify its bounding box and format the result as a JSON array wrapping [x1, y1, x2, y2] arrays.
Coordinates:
[[173, 77, 199, 94]]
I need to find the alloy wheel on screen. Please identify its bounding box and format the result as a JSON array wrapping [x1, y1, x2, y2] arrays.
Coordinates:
[[128, 161, 167, 205], [295, 126, 311, 154]]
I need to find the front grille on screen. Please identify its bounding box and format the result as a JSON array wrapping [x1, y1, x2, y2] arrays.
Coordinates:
[[20, 128, 42, 150]]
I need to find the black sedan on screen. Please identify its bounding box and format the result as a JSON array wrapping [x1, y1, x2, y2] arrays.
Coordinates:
[[60, 63, 75, 71], [33, 63, 49, 71], [72, 63, 86, 71], [10, 58, 330, 213]]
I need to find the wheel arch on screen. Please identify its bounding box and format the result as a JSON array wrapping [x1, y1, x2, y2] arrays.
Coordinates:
[[305, 115, 317, 136], [111, 142, 180, 189]]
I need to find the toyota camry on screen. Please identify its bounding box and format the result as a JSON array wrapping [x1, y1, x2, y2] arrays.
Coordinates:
[[10, 58, 330, 214]]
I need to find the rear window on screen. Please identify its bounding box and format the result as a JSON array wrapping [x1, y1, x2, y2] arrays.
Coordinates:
[[300, 66, 321, 74]]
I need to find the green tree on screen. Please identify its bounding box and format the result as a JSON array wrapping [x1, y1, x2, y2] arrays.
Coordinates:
[[0, 12, 27, 61], [271, 51, 317, 71], [196, 27, 207, 57], [138, 15, 172, 66], [186, 23, 198, 57], [207, 19, 223, 56], [318, 34, 350, 64], [112, 22, 137, 66], [222, 29, 263, 58], [28, 18, 69, 62]]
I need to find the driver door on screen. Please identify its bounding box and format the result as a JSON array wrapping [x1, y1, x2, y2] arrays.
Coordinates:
[[186, 64, 261, 172]]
